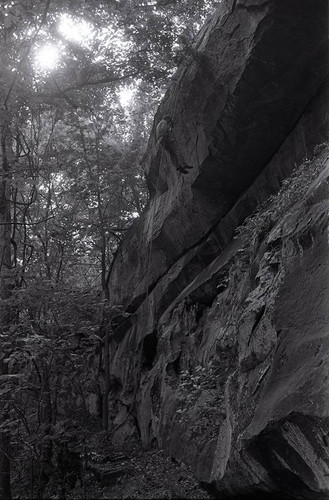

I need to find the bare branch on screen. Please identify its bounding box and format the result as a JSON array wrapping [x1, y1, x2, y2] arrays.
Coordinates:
[[35, 71, 140, 101], [0, 216, 55, 226], [52, 78, 78, 109]]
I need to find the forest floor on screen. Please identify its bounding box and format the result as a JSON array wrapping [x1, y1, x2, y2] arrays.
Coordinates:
[[67, 433, 213, 499]]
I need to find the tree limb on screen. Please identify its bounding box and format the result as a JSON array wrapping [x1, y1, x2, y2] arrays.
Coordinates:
[[52, 78, 78, 109], [35, 71, 140, 101], [0, 216, 55, 226]]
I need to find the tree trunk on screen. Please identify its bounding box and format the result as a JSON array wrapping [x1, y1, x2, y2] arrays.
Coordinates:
[[36, 366, 53, 498], [102, 327, 110, 433], [0, 123, 13, 499], [101, 284, 110, 432]]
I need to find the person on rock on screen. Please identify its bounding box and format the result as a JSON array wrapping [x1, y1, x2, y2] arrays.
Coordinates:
[[156, 115, 193, 174]]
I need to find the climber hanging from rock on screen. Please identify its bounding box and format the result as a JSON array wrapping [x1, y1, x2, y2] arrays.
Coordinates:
[[156, 115, 193, 174]]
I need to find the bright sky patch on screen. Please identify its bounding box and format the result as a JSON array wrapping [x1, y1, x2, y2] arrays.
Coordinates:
[[35, 44, 60, 71], [58, 14, 94, 46], [118, 85, 136, 107]]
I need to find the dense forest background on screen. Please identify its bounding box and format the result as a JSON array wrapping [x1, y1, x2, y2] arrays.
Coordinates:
[[0, 0, 219, 498]]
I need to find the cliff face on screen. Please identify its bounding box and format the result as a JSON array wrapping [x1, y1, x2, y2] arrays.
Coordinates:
[[106, 0, 329, 498]]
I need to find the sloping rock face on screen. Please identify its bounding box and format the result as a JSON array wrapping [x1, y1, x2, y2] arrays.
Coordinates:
[[106, 0, 329, 498]]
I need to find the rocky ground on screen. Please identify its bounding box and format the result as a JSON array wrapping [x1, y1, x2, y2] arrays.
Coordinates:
[[68, 434, 213, 500]]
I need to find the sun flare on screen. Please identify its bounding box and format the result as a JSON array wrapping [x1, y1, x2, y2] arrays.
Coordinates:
[[58, 14, 94, 45], [35, 44, 61, 71], [118, 85, 136, 107]]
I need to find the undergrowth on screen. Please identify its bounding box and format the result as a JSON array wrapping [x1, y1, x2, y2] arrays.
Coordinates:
[[235, 143, 329, 253]]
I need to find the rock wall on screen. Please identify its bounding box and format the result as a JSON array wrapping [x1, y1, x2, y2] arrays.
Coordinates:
[[106, 0, 329, 498]]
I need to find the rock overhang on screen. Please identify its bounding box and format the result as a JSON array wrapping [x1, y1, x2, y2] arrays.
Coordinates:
[[108, 0, 329, 316]]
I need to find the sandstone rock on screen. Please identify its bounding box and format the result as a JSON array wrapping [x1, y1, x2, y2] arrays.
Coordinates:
[[109, 0, 328, 314], [106, 0, 329, 498]]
